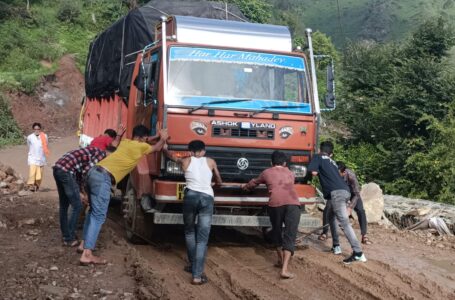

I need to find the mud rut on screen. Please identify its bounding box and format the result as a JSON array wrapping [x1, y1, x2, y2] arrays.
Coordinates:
[[106, 208, 453, 300]]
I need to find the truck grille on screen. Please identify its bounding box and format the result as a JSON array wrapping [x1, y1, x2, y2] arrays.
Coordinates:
[[165, 146, 311, 183], [206, 150, 270, 182], [204, 147, 309, 182], [212, 127, 274, 140]]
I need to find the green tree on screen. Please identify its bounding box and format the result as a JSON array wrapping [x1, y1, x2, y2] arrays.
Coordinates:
[[224, 0, 272, 23], [338, 16, 455, 202]]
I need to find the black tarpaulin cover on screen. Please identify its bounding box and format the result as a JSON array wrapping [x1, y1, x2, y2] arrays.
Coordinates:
[[85, 0, 246, 100]]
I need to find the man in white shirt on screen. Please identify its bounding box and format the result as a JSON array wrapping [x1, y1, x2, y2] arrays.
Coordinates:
[[26, 122, 48, 191]]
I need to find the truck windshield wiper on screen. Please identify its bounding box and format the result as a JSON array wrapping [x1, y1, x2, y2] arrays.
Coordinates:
[[188, 98, 252, 114], [250, 104, 309, 117]]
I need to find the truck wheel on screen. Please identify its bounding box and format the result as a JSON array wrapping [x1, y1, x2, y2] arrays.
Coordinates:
[[123, 178, 155, 244]]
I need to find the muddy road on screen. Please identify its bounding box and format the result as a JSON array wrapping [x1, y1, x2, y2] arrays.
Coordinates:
[[0, 139, 454, 299]]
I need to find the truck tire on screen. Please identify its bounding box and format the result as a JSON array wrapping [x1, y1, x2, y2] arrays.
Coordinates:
[[123, 178, 155, 244]]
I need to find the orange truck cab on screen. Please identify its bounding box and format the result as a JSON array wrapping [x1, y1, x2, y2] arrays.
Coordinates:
[[80, 15, 335, 241]]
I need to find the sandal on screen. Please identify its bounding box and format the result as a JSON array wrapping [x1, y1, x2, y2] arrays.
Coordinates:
[[191, 274, 208, 285], [361, 235, 372, 245], [280, 273, 296, 280], [63, 240, 80, 247], [318, 233, 327, 241]]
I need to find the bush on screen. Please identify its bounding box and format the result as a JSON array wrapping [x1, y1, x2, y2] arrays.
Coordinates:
[[0, 93, 23, 147], [57, 0, 81, 23], [14, 73, 40, 95], [0, 1, 12, 21]]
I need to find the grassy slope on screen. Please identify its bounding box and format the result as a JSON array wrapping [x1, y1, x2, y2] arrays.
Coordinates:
[[0, 0, 125, 93]]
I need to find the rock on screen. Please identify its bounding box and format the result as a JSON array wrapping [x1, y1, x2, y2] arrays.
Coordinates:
[[27, 229, 40, 236], [0, 170, 7, 180], [69, 292, 82, 298], [36, 266, 48, 274], [19, 218, 36, 226], [0, 221, 7, 229], [39, 285, 69, 297], [0, 182, 8, 188], [406, 207, 432, 216], [383, 195, 455, 234], [93, 271, 103, 277], [4, 166, 15, 176], [360, 182, 384, 223], [13, 180, 24, 190], [99, 289, 113, 295], [18, 190, 33, 197], [377, 214, 398, 229], [436, 243, 445, 249], [4, 175, 14, 183], [49, 266, 59, 271]]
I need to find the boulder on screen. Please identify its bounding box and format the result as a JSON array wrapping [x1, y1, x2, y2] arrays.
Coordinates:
[[0, 170, 7, 180], [360, 182, 384, 223], [384, 195, 455, 233]]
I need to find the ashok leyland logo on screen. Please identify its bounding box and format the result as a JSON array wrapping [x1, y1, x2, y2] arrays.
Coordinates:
[[237, 158, 249, 170]]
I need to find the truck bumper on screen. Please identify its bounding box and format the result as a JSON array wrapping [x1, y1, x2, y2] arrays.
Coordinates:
[[153, 212, 321, 228], [154, 180, 318, 205]]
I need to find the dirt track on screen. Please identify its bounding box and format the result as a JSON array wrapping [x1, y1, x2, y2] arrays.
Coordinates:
[[0, 139, 455, 299]]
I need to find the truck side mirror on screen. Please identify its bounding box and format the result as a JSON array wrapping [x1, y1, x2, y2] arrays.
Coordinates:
[[134, 61, 154, 104], [324, 62, 335, 109]]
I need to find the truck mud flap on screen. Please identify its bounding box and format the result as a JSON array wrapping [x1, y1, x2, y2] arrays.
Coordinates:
[[153, 212, 321, 228]]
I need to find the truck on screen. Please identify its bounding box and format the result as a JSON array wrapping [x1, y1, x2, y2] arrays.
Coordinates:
[[80, 5, 335, 242]]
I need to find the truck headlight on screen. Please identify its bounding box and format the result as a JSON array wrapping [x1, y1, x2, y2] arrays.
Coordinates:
[[289, 165, 307, 178], [166, 160, 184, 175]]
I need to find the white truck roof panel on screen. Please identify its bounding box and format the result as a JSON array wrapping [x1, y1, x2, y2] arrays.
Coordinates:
[[173, 16, 292, 52]]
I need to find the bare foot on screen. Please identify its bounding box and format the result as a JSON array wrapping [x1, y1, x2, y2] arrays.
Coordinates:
[[79, 249, 107, 266], [280, 272, 295, 279]]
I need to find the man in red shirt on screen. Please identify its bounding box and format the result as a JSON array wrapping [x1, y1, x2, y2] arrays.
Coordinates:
[[243, 151, 300, 279], [90, 126, 125, 151]]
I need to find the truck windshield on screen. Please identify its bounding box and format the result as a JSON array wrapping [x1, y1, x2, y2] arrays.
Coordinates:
[[167, 47, 310, 113]]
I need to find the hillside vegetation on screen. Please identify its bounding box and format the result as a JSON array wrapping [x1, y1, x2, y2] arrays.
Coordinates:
[[272, 0, 455, 46]]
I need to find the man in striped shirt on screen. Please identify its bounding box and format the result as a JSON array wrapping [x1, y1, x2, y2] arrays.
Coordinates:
[[53, 146, 114, 247]]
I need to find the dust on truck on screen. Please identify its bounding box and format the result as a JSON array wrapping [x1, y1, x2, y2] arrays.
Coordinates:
[[80, 14, 334, 241]]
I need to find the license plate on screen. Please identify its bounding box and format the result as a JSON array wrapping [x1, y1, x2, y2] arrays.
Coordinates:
[[176, 183, 186, 200]]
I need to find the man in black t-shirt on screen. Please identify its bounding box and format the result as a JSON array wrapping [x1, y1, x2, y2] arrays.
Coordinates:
[[308, 141, 367, 264]]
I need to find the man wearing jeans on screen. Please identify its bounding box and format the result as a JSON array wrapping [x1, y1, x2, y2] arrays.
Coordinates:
[[308, 141, 367, 264], [53, 146, 109, 247], [79, 125, 168, 265], [337, 161, 372, 245], [164, 140, 222, 285]]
